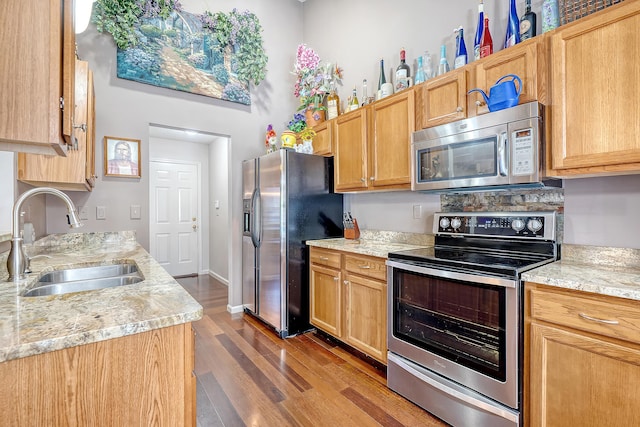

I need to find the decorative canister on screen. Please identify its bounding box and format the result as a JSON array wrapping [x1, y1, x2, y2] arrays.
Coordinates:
[[280, 130, 297, 149], [542, 0, 560, 32]]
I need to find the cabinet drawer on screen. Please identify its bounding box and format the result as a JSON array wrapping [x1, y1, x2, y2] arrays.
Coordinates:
[[310, 247, 341, 269], [529, 286, 640, 345], [344, 254, 386, 282]]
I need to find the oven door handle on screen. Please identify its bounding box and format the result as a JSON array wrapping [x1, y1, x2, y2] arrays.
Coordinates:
[[386, 260, 517, 289]]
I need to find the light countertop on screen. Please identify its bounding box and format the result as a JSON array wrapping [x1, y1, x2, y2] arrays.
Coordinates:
[[522, 244, 640, 301], [0, 231, 202, 363], [306, 229, 434, 258]]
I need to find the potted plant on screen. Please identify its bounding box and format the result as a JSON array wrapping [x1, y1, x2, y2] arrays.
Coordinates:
[[292, 44, 342, 126]]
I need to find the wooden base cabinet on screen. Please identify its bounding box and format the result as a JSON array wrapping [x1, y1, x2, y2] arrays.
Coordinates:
[[525, 283, 640, 427], [0, 323, 196, 426], [548, 1, 640, 177], [18, 60, 96, 191], [310, 247, 387, 363]]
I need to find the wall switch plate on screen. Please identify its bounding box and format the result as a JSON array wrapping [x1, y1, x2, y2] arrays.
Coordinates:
[[79, 206, 89, 221], [96, 206, 106, 220], [214, 200, 220, 209], [413, 205, 422, 219], [130, 205, 141, 220]]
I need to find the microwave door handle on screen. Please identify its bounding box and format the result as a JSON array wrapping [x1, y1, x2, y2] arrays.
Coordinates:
[[498, 132, 508, 176]]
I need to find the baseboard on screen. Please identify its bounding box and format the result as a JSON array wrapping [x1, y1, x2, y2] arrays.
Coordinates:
[[208, 270, 229, 286], [227, 304, 244, 314]]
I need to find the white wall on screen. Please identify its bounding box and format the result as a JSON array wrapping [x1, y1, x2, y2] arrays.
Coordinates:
[[209, 138, 230, 282], [0, 152, 14, 233]]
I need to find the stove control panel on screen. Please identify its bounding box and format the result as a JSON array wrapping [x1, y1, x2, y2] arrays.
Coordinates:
[[434, 211, 557, 240]]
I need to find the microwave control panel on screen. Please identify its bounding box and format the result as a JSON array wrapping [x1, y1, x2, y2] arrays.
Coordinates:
[[434, 212, 556, 240]]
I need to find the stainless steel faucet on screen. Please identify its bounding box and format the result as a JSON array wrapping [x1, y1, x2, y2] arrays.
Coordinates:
[[7, 187, 83, 281]]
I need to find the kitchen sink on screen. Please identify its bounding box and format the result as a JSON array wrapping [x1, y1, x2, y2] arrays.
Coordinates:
[[22, 262, 144, 297]]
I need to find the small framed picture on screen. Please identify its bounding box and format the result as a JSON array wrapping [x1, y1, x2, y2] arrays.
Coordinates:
[[104, 136, 141, 178]]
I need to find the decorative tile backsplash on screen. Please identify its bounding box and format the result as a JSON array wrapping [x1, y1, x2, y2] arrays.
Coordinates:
[[440, 188, 564, 213]]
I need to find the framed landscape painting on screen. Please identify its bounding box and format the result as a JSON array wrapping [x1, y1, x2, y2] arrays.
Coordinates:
[[116, 9, 251, 105]]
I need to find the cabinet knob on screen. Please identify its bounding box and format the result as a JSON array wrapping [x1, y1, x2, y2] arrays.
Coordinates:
[[369, 177, 375, 181], [358, 265, 371, 269], [360, 178, 366, 182], [73, 123, 87, 132], [343, 280, 349, 285], [333, 277, 339, 281], [456, 106, 464, 113], [475, 100, 486, 107]]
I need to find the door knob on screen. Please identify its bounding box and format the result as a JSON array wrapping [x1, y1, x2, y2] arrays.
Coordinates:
[[192, 224, 197, 230]]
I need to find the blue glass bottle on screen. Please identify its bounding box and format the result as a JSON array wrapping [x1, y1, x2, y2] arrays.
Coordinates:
[[414, 56, 426, 84], [504, 0, 521, 48], [474, 0, 484, 60], [454, 27, 468, 69]]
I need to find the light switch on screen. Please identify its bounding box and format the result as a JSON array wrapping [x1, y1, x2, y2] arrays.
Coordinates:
[[79, 206, 89, 221], [130, 205, 141, 220], [96, 206, 106, 220], [214, 200, 220, 209], [413, 205, 422, 219]]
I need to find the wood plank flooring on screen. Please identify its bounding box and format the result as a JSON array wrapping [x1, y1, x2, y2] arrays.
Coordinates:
[[178, 274, 448, 427]]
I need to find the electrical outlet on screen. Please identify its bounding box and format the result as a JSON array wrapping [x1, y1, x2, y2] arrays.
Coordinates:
[[79, 206, 89, 221], [96, 206, 106, 220], [413, 205, 422, 219]]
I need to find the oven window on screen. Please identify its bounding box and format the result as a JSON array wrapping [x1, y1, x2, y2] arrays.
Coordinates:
[[392, 269, 506, 381], [418, 137, 497, 182]]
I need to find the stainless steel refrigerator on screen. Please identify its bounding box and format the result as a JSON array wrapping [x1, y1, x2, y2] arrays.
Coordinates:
[[242, 150, 343, 338]]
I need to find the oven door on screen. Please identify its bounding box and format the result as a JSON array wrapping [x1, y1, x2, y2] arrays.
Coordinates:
[[386, 260, 520, 410]]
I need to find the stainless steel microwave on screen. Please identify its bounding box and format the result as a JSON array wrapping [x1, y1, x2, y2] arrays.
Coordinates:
[[412, 102, 554, 192]]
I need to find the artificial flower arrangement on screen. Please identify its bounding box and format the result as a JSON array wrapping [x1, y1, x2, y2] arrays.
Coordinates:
[[292, 44, 343, 113], [287, 113, 307, 133], [298, 127, 316, 141]]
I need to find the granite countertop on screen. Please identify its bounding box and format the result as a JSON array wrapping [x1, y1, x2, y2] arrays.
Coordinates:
[[0, 231, 203, 363], [306, 229, 434, 258], [522, 244, 640, 301]]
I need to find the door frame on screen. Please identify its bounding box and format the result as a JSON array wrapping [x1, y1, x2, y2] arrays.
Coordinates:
[[148, 158, 204, 276]]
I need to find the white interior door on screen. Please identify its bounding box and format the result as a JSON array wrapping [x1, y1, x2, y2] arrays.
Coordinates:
[[149, 161, 199, 276]]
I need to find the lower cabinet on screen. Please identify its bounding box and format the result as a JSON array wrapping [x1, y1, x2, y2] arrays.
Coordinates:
[[525, 283, 640, 427], [0, 323, 196, 426], [310, 247, 387, 364]]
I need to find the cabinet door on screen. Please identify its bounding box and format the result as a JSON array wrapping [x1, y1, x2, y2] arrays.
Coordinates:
[[370, 90, 413, 190], [0, 0, 74, 155], [85, 68, 96, 187], [17, 59, 93, 192], [344, 273, 387, 363], [335, 108, 368, 192], [529, 322, 640, 427], [310, 263, 342, 337], [549, 1, 640, 175], [471, 37, 548, 116], [313, 119, 334, 156], [416, 68, 468, 129]]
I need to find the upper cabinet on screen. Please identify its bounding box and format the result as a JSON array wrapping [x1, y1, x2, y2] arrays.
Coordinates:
[[18, 60, 96, 191], [415, 68, 469, 129], [470, 37, 548, 116], [334, 89, 413, 193], [0, 0, 75, 156], [548, 1, 640, 177], [313, 119, 334, 156]]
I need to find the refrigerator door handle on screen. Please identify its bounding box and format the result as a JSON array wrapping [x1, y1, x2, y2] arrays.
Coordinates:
[[251, 188, 261, 248]]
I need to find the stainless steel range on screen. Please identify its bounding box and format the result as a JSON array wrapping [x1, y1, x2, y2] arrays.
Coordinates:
[[386, 211, 558, 427]]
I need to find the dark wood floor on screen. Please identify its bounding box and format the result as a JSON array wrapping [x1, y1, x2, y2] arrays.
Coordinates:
[[178, 274, 448, 427]]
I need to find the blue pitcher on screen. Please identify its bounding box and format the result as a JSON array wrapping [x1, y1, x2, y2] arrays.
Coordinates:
[[468, 74, 522, 112]]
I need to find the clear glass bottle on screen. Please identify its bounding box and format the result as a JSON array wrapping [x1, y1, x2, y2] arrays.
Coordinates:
[[378, 59, 386, 91], [423, 51, 434, 79], [361, 79, 369, 106], [480, 17, 493, 58], [504, 0, 521, 48], [520, 0, 537, 40], [474, 0, 484, 61], [542, 0, 559, 33], [454, 27, 468, 69], [414, 56, 426, 84], [349, 87, 359, 111], [438, 45, 450, 76]]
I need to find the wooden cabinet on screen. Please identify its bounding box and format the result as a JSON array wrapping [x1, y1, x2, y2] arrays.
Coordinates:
[[334, 89, 413, 192], [415, 68, 469, 129], [18, 60, 96, 191], [525, 283, 640, 427], [0, 0, 75, 156], [313, 119, 334, 156], [470, 37, 548, 116], [309, 247, 387, 363], [548, 1, 640, 177], [0, 323, 196, 426]]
